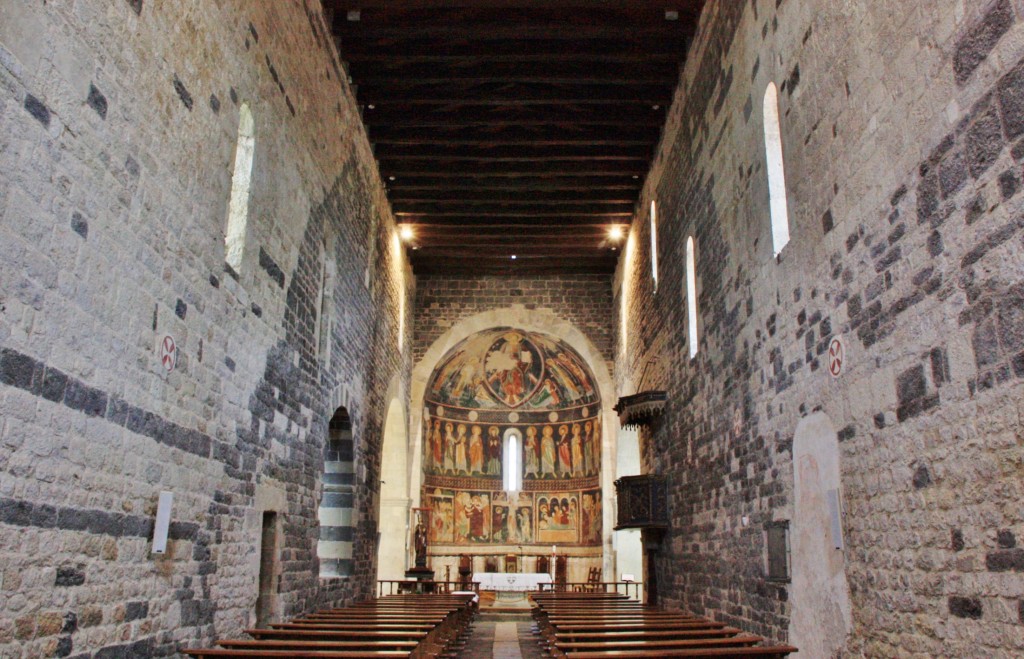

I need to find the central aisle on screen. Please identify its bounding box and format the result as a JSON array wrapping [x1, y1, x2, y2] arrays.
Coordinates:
[[456, 615, 546, 659]]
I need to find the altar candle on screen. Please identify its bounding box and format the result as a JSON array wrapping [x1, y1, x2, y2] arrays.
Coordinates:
[[552, 545, 556, 554]]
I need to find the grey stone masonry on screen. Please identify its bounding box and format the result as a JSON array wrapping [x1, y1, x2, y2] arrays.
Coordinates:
[[616, 0, 1024, 655], [0, 1, 412, 657]]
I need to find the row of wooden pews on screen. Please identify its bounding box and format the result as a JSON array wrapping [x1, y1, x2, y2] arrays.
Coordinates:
[[531, 591, 798, 658], [185, 592, 476, 658]]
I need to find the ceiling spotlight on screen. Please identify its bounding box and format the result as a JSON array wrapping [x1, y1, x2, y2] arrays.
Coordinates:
[[609, 226, 624, 241], [652, 104, 660, 110], [367, 104, 376, 110], [399, 225, 414, 241], [511, 254, 517, 260], [388, 175, 396, 181], [347, 9, 361, 21], [632, 175, 640, 179], [665, 10, 679, 20]]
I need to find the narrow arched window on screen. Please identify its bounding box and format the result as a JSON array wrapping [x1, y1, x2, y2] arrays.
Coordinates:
[[763, 83, 790, 256], [319, 407, 354, 577], [503, 429, 521, 492], [650, 201, 659, 290], [225, 103, 255, 271], [686, 236, 698, 359]]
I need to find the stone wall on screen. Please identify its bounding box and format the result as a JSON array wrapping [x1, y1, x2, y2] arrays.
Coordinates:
[[0, 1, 412, 657], [616, 0, 1024, 654], [414, 275, 614, 370]]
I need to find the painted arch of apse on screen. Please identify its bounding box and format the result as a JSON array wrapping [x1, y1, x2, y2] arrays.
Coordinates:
[[422, 327, 603, 547]]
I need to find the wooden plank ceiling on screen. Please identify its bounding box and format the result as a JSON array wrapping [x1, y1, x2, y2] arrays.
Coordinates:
[[324, 0, 705, 275]]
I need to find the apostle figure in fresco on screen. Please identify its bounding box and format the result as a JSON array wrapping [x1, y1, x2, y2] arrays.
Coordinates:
[[431, 419, 443, 470], [571, 423, 584, 477], [517, 506, 533, 542], [469, 425, 485, 475], [455, 424, 469, 474], [443, 422, 456, 473], [538, 501, 550, 530], [524, 426, 540, 478], [557, 425, 572, 476], [486, 426, 502, 475], [541, 426, 556, 477], [454, 492, 470, 542], [583, 420, 594, 475]]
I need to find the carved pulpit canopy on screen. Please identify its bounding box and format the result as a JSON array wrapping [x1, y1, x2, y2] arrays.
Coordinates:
[[613, 391, 667, 429], [614, 475, 668, 530]]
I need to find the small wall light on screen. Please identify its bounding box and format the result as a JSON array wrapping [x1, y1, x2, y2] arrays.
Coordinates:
[[399, 225, 414, 242], [609, 225, 624, 241]]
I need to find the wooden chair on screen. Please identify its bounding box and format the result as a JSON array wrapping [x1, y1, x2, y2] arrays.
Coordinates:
[[504, 554, 518, 573], [537, 556, 550, 574]]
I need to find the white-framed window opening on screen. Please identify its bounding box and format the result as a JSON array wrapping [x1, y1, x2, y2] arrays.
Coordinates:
[[650, 200, 659, 290], [686, 236, 699, 359], [503, 428, 522, 492], [225, 103, 255, 271], [763, 82, 790, 256]]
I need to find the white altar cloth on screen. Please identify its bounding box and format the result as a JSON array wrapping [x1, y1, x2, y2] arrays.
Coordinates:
[[473, 572, 553, 591]]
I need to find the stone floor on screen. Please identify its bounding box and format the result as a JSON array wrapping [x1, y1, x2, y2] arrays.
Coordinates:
[[457, 615, 547, 659]]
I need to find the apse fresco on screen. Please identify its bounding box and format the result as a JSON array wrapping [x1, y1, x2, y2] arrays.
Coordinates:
[[422, 328, 603, 547], [423, 487, 598, 546]]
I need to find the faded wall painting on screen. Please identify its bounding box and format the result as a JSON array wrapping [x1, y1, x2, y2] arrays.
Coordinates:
[[422, 327, 603, 547]]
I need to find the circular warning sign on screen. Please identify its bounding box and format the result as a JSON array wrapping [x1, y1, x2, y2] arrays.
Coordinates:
[[828, 336, 845, 378], [159, 335, 178, 373]]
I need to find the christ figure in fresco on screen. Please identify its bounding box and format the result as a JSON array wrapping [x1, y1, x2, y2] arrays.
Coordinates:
[[557, 425, 572, 476], [468, 495, 486, 541], [469, 425, 485, 475], [431, 419, 443, 469], [524, 426, 540, 478], [583, 420, 594, 475], [541, 426, 556, 477]]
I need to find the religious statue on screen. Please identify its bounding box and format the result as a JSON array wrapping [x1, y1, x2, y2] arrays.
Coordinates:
[[414, 519, 428, 568]]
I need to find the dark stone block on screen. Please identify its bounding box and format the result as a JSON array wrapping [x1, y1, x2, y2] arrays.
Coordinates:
[[23, 94, 51, 127], [208, 274, 219, 288], [961, 215, 1024, 267], [61, 612, 77, 634], [939, 149, 967, 197], [821, 209, 834, 234], [124, 601, 148, 622], [875, 247, 901, 273], [847, 294, 861, 319], [998, 529, 1016, 548], [126, 0, 142, 16], [916, 173, 940, 223], [54, 636, 72, 657], [966, 194, 986, 225], [998, 56, 1024, 139], [953, 0, 1013, 84], [0, 347, 39, 390], [949, 596, 983, 619], [873, 413, 886, 429], [229, 87, 238, 105], [258, 247, 285, 288], [912, 464, 932, 489], [251, 303, 262, 318], [985, 548, 1024, 571], [70, 212, 88, 239], [55, 566, 86, 587], [891, 184, 908, 206], [837, 424, 855, 442], [94, 639, 153, 659], [996, 287, 1024, 352], [224, 356, 235, 372], [930, 347, 950, 386], [86, 83, 107, 119], [998, 168, 1019, 199], [896, 364, 926, 410], [40, 367, 68, 403], [172, 74, 193, 111], [180, 600, 216, 627], [209, 94, 220, 114], [966, 101, 1004, 177], [124, 156, 139, 178], [952, 529, 965, 551], [1012, 350, 1024, 377], [64, 378, 108, 418], [928, 230, 944, 256], [175, 299, 187, 320]]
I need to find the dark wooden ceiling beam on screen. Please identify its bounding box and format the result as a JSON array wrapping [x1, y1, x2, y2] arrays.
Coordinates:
[[387, 177, 639, 191], [380, 162, 647, 177], [361, 104, 666, 127], [394, 199, 634, 212], [356, 83, 673, 105], [393, 212, 631, 224], [347, 60, 680, 83], [333, 22, 691, 41], [368, 124, 660, 143], [336, 37, 690, 59], [376, 143, 649, 158], [390, 189, 634, 203]]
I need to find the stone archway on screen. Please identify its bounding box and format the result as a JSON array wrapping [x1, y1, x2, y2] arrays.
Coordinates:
[[411, 306, 618, 578], [377, 397, 410, 582], [789, 412, 852, 656]]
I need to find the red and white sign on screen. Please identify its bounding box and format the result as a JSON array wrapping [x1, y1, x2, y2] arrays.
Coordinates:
[[159, 335, 178, 373], [828, 336, 845, 378]]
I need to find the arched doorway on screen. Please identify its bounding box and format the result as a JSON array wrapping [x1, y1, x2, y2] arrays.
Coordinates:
[[377, 397, 410, 582], [318, 407, 354, 577]]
